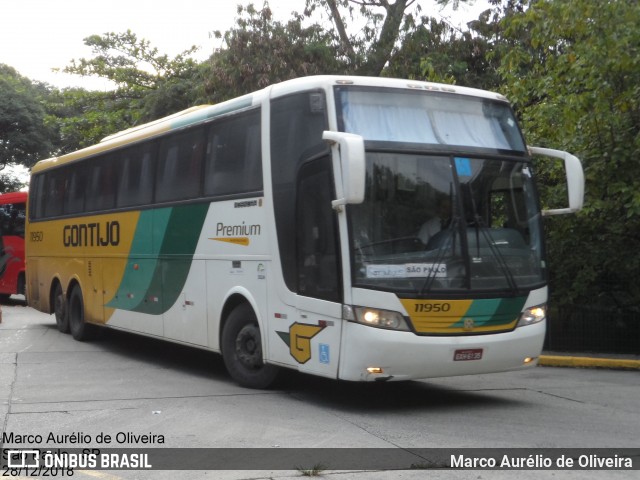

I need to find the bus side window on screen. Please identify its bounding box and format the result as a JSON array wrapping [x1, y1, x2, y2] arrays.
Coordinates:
[[156, 127, 205, 203], [270, 91, 328, 293], [12, 203, 25, 236], [30, 175, 45, 220], [86, 156, 118, 212], [296, 157, 341, 302], [43, 170, 66, 218], [204, 109, 262, 197], [117, 144, 156, 208], [64, 165, 87, 214]]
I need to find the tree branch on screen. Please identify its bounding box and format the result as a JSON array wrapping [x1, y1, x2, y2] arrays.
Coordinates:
[[326, 0, 357, 62], [359, 0, 409, 76]]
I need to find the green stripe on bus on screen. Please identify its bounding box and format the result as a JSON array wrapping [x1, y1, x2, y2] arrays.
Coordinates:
[[107, 203, 209, 315], [170, 97, 253, 129], [452, 296, 527, 328]]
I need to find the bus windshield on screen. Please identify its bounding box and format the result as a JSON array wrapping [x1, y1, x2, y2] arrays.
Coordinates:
[[336, 86, 526, 152], [348, 153, 544, 294]]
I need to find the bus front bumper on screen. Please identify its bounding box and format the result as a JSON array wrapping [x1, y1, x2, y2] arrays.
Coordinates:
[[337, 320, 546, 382]]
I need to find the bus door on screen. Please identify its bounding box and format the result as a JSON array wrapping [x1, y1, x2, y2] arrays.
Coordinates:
[[288, 156, 344, 379]]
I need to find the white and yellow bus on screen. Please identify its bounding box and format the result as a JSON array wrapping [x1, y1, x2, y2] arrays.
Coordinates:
[[26, 76, 584, 388]]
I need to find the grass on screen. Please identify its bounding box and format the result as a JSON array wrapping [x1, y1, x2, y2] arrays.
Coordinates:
[[297, 463, 327, 476]]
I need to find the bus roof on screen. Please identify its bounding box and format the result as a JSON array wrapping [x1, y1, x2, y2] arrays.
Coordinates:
[[30, 75, 510, 174], [0, 191, 28, 204], [268, 75, 508, 102]]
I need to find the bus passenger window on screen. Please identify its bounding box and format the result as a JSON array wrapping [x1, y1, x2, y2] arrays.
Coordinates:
[[156, 128, 205, 203], [30, 175, 45, 220], [86, 157, 118, 212], [204, 110, 262, 197], [43, 170, 66, 218], [63, 167, 87, 214], [117, 145, 156, 208]]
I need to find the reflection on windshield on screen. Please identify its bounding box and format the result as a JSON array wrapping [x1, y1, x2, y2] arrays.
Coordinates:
[[349, 153, 544, 294]]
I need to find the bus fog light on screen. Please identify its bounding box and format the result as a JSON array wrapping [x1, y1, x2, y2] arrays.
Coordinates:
[[517, 305, 546, 327], [353, 307, 409, 331], [367, 367, 384, 374]]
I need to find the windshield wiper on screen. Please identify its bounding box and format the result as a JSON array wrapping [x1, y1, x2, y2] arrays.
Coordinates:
[[419, 216, 461, 295], [472, 214, 519, 294], [463, 180, 519, 295]]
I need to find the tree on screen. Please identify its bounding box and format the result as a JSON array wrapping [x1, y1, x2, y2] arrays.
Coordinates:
[[62, 30, 203, 123], [43, 87, 139, 151], [306, 0, 420, 76], [203, 4, 343, 103], [499, 0, 640, 309], [386, 14, 501, 89], [203, 1, 482, 102], [0, 64, 55, 168]]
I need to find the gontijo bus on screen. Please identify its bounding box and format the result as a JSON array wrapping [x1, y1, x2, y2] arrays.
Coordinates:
[[26, 76, 584, 388]]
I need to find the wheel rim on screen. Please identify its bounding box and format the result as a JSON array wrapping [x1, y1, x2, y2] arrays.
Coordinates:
[[235, 324, 263, 370]]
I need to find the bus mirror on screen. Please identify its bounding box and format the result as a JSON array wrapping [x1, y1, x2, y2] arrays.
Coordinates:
[[322, 131, 366, 209], [529, 146, 585, 216]]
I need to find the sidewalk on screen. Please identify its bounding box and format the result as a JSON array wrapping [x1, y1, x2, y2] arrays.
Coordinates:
[[539, 351, 640, 370]]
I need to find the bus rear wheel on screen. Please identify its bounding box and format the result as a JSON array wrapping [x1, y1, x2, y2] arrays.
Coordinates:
[[221, 304, 279, 389], [53, 283, 69, 333], [68, 285, 92, 341]]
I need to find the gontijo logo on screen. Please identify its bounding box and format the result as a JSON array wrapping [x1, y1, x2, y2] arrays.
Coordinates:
[[63, 221, 120, 247], [276, 322, 325, 363]]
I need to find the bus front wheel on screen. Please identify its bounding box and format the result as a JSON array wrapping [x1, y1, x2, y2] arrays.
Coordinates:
[[221, 304, 279, 389], [53, 283, 69, 333]]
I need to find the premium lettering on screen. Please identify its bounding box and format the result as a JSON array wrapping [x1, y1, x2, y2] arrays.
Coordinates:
[[216, 221, 261, 237], [63, 221, 120, 247]]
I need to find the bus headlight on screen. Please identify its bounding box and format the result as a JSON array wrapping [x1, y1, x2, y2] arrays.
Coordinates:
[[353, 307, 409, 331], [517, 304, 546, 327]]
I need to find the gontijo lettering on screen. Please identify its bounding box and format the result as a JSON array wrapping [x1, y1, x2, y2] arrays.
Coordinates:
[[63, 221, 120, 247]]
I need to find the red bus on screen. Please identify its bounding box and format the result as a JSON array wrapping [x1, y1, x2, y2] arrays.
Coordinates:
[[0, 191, 27, 300]]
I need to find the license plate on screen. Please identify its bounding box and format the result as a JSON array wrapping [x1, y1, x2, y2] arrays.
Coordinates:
[[454, 348, 483, 361]]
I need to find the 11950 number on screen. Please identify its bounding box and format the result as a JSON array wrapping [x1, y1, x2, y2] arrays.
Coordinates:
[[413, 302, 451, 313]]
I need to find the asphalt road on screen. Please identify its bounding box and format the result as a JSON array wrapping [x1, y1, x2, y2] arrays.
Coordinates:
[[1, 300, 638, 480]]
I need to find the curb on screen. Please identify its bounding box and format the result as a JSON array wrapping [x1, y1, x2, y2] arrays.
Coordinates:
[[539, 355, 640, 370]]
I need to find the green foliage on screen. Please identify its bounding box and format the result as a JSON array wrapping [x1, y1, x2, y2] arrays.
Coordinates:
[[297, 463, 327, 476], [499, 0, 640, 309], [0, 171, 27, 193], [0, 64, 55, 167], [203, 4, 344, 103], [304, 0, 421, 76], [8, 0, 638, 314], [386, 14, 501, 89], [43, 87, 141, 151], [62, 30, 200, 91], [61, 30, 203, 126]]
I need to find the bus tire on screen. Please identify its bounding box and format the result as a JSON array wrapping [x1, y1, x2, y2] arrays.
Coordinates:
[[53, 282, 69, 333], [18, 273, 25, 297], [68, 285, 92, 341], [221, 304, 279, 389]]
